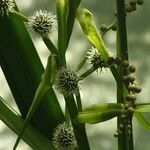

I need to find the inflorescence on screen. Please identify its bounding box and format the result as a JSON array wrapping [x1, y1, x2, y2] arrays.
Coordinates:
[[0, 0, 15, 17], [86, 47, 109, 70], [28, 10, 56, 37], [54, 68, 79, 95], [52, 123, 77, 150], [125, 0, 144, 14], [114, 58, 142, 137]]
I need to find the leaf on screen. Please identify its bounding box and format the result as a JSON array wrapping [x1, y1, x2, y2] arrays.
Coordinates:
[[76, 8, 109, 61], [66, 0, 81, 46], [84, 103, 122, 112], [56, 0, 68, 63], [13, 54, 58, 150], [135, 104, 150, 112], [78, 109, 122, 124], [134, 112, 150, 131], [0, 97, 56, 150], [0, 9, 64, 139]]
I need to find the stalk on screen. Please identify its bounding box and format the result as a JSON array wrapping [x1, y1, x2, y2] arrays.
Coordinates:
[[64, 95, 90, 150], [116, 0, 133, 150]]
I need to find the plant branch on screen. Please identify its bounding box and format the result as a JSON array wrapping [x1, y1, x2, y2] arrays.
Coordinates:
[[116, 0, 133, 150]]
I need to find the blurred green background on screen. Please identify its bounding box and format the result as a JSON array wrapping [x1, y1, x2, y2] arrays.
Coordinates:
[[0, 0, 150, 149]]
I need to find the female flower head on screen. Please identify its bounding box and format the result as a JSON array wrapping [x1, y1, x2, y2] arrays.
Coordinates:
[[28, 10, 56, 37], [0, 0, 15, 17], [87, 47, 106, 69], [52, 123, 77, 150], [54, 68, 78, 95]]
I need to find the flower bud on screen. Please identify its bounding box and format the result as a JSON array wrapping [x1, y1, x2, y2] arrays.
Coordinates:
[[128, 65, 136, 73], [123, 75, 136, 82], [125, 4, 132, 13], [129, 0, 137, 6], [100, 24, 107, 32], [125, 94, 137, 101], [121, 60, 129, 68], [127, 107, 134, 113], [137, 0, 144, 5], [128, 85, 142, 93]]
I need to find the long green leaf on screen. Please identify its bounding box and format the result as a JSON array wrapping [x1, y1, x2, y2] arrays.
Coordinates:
[[66, 0, 81, 46], [84, 103, 122, 112], [0, 97, 56, 150], [134, 112, 150, 131], [135, 104, 150, 112], [78, 109, 122, 124], [0, 9, 64, 139]]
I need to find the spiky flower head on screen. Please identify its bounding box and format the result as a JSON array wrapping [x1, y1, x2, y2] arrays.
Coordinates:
[[0, 0, 15, 17], [87, 47, 106, 69], [54, 68, 78, 95], [28, 10, 56, 37], [52, 123, 77, 150]]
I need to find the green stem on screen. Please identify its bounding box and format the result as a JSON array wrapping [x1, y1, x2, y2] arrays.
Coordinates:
[[10, 11, 29, 22], [13, 55, 55, 150], [102, 20, 117, 36], [64, 95, 90, 150], [79, 67, 97, 80], [76, 56, 87, 72], [42, 37, 61, 69], [116, 0, 133, 150], [75, 90, 82, 112]]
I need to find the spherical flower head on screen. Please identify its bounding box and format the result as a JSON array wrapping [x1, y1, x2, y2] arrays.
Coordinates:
[[0, 0, 15, 17], [52, 123, 77, 150], [87, 47, 106, 69], [28, 10, 56, 37], [54, 68, 78, 95]]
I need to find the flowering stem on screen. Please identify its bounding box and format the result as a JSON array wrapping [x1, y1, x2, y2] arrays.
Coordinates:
[[64, 95, 90, 150], [42, 37, 61, 68], [76, 56, 87, 72], [75, 90, 82, 112], [102, 20, 117, 36], [116, 0, 133, 150], [10, 10, 29, 22], [79, 67, 97, 80]]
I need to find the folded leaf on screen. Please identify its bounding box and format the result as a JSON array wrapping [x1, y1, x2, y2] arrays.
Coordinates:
[[78, 109, 122, 124], [76, 8, 109, 61], [84, 103, 122, 112]]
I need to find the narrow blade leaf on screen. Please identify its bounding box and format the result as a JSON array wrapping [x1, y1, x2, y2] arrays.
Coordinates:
[[78, 109, 122, 124], [0, 97, 56, 150], [135, 104, 150, 112], [134, 112, 150, 131], [0, 10, 64, 138]]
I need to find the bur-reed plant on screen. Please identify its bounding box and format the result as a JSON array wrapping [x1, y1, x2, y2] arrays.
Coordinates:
[[0, 0, 150, 150]]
